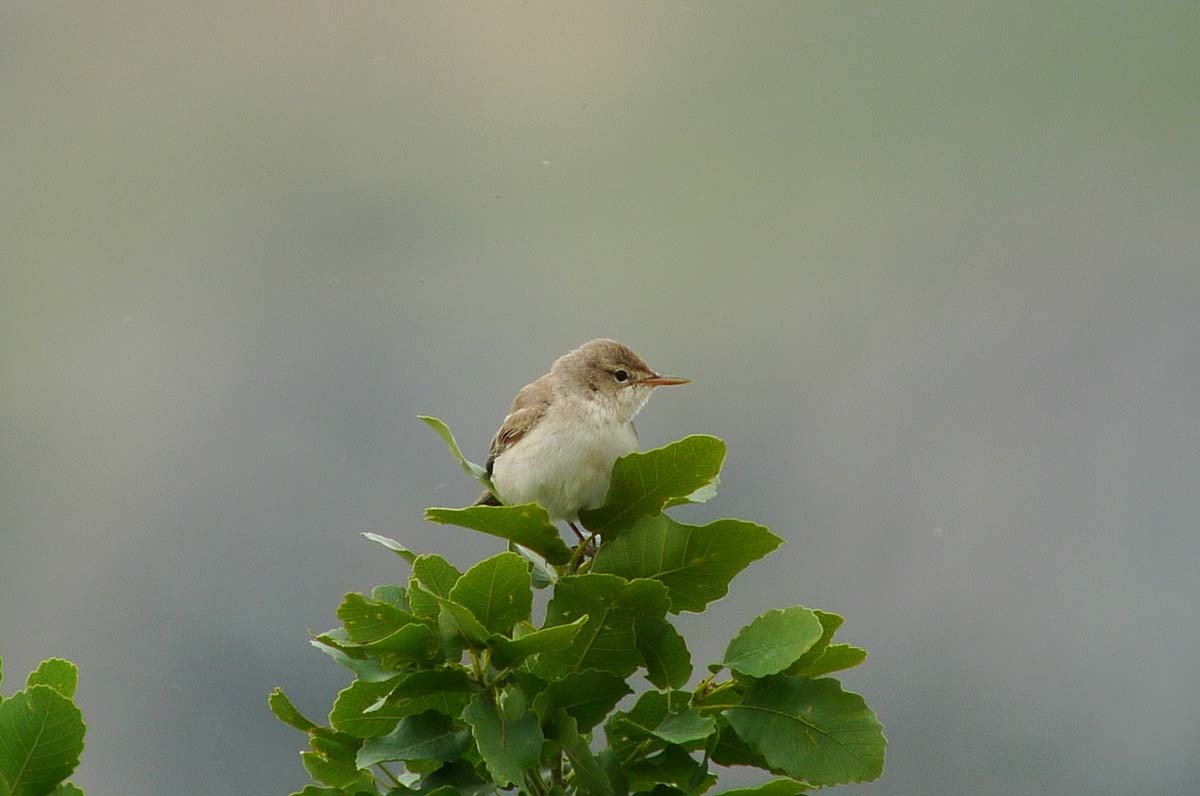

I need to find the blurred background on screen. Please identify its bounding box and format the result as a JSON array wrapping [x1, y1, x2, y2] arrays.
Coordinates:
[[3, 2, 1198, 794]]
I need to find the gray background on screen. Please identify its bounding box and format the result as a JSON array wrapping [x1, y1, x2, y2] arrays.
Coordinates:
[[3, 2, 1198, 794]]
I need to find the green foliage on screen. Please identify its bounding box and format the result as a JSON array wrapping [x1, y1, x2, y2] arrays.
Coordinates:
[[272, 419, 886, 795], [0, 658, 87, 796]]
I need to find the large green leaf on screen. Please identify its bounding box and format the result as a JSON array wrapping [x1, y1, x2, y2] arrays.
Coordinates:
[[635, 618, 693, 690], [0, 685, 86, 796], [329, 678, 403, 738], [426, 505, 573, 565], [548, 710, 613, 796], [721, 607, 824, 678], [590, 515, 781, 613], [462, 690, 543, 787], [783, 611, 842, 676], [356, 710, 472, 768], [308, 638, 396, 683], [288, 787, 351, 796], [332, 669, 472, 738], [419, 587, 491, 647], [623, 745, 715, 794], [531, 671, 633, 731], [533, 575, 670, 678], [337, 593, 423, 645], [419, 415, 491, 485], [408, 555, 464, 619], [579, 435, 726, 536], [301, 751, 373, 792], [48, 785, 84, 796], [713, 779, 809, 796], [722, 676, 885, 786], [269, 687, 318, 732], [488, 616, 588, 668], [25, 659, 77, 700], [363, 624, 437, 660], [792, 645, 867, 678], [304, 730, 375, 792], [606, 691, 715, 754], [709, 722, 779, 772], [448, 552, 532, 635]]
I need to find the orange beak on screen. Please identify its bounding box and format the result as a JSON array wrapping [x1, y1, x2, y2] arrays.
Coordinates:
[[640, 374, 690, 387]]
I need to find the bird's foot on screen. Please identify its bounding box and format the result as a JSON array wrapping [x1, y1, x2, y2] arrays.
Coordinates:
[[568, 522, 598, 558]]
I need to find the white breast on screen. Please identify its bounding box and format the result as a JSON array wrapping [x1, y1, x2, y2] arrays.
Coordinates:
[[490, 404, 638, 521]]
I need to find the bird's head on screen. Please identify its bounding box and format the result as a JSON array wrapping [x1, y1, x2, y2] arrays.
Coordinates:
[[552, 338, 688, 424]]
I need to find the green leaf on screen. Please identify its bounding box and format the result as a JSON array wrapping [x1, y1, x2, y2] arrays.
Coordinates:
[[449, 552, 533, 635], [269, 687, 318, 732], [357, 710, 472, 768], [25, 659, 78, 700], [793, 645, 867, 678], [308, 638, 397, 682], [713, 779, 809, 796], [653, 709, 716, 746], [462, 689, 544, 787], [623, 745, 715, 794], [426, 505, 573, 566], [49, 785, 84, 796], [408, 554, 464, 619], [509, 542, 557, 589], [337, 593, 423, 645], [534, 575, 670, 678], [579, 435, 726, 536], [419, 415, 491, 485], [436, 601, 491, 647], [413, 759, 496, 796], [783, 611, 842, 676], [363, 623, 437, 660], [531, 671, 633, 731], [287, 787, 348, 796], [635, 618, 693, 690], [549, 710, 613, 796], [488, 616, 588, 668], [596, 750, 628, 796], [607, 692, 715, 754], [301, 751, 373, 792], [303, 731, 374, 792], [722, 676, 885, 786], [361, 532, 418, 564], [0, 686, 86, 796], [329, 677, 403, 737], [331, 669, 473, 738], [721, 607, 824, 678], [371, 584, 409, 610], [591, 515, 782, 613], [708, 723, 776, 772]]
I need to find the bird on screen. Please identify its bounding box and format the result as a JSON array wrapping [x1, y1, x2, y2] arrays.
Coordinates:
[[477, 339, 688, 541]]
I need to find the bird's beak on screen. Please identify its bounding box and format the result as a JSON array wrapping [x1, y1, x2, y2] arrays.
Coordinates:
[[640, 374, 690, 387]]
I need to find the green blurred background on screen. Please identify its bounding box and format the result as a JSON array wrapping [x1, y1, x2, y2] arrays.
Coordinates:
[[3, 2, 1198, 794]]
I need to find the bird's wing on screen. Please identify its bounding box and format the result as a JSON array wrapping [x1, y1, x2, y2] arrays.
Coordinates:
[[485, 376, 553, 477]]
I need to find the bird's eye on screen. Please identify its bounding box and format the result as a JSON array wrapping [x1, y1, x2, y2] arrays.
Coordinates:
[[613, 369, 629, 382]]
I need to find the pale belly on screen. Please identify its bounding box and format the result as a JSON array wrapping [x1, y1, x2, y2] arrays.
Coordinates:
[[490, 419, 638, 521]]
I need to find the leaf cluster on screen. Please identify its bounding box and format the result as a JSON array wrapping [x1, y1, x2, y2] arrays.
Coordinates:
[[0, 657, 87, 796], [272, 419, 885, 795]]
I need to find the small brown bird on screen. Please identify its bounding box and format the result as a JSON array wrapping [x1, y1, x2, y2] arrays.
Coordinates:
[[478, 339, 688, 539]]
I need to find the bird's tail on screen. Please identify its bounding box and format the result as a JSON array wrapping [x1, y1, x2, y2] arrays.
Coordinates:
[[474, 489, 501, 507]]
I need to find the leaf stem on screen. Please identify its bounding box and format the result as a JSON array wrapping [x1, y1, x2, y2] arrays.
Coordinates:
[[468, 649, 485, 682], [621, 737, 655, 767]]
